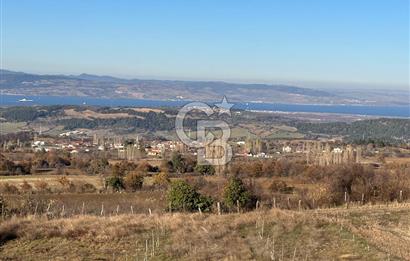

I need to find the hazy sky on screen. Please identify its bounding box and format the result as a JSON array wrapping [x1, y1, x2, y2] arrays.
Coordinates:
[[1, 0, 409, 90]]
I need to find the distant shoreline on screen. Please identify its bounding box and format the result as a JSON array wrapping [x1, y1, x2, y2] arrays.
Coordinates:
[[0, 94, 409, 118]]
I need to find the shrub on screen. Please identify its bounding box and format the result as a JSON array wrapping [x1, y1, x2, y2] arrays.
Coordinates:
[[56, 176, 76, 192], [153, 171, 170, 188], [0, 183, 19, 194], [58, 177, 71, 187], [20, 180, 33, 193], [223, 177, 255, 210], [87, 158, 109, 175], [78, 182, 97, 193], [105, 176, 124, 192], [195, 164, 215, 176], [269, 180, 294, 194], [34, 181, 49, 192], [124, 172, 144, 191], [167, 180, 213, 212], [137, 161, 159, 172]]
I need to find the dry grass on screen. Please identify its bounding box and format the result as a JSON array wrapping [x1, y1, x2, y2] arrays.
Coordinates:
[[0, 175, 104, 190], [0, 204, 409, 260], [3, 190, 167, 216], [131, 108, 164, 113], [64, 109, 142, 119]]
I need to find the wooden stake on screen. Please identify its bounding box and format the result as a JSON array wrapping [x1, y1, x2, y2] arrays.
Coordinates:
[[217, 202, 221, 215], [34, 202, 38, 217]]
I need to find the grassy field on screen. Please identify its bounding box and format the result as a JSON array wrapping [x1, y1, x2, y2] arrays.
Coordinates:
[[0, 203, 409, 260], [0, 122, 27, 134]]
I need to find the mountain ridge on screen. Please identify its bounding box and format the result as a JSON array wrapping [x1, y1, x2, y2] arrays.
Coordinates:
[[0, 69, 406, 105]]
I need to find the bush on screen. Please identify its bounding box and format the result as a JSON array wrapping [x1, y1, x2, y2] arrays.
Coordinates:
[[34, 181, 49, 193], [20, 180, 33, 193], [167, 180, 213, 212], [124, 172, 144, 191], [105, 176, 124, 192], [0, 183, 19, 194], [269, 180, 294, 194], [153, 171, 170, 188], [195, 164, 215, 176], [78, 182, 97, 193], [223, 177, 255, 210]]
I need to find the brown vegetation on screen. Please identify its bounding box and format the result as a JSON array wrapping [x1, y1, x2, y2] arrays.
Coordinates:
[[0, 204, 409, 260]]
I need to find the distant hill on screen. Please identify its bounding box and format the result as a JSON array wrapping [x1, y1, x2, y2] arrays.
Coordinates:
[[0, 69, 405, 105]]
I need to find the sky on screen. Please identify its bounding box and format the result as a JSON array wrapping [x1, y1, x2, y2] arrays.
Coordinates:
[[1, 0, 409, 90]]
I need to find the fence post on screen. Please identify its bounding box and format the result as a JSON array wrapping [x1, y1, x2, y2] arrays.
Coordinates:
[[273, 197, 276, 209], [34, 202, 38, 217], [361, 194, 364, 205], [236, 200, 240, 213], [81, 202, 85, 215], [130, 205, 134, 214], [399, 190, 403, 202], [298, 200, 301, 211], [217, 202, 221, 215], [100, 203, 104, 216], [344, 191, 349, 208]]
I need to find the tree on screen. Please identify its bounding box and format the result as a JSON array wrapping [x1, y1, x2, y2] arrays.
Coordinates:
[[171, 152, 185, 174], [223, 177, 255, 210], [105, 176, 124, 192], [124, 172, 144, 191], [249, 160, 263, 177], [195, 164, 215, 176], [87, 158, 109, 175], [167, 180, 213, 212]]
